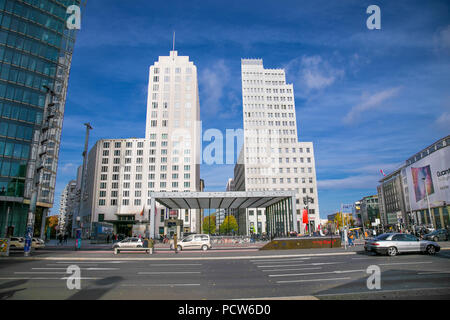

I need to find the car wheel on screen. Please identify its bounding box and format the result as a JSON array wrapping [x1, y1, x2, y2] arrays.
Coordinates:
[[201, 245, 208, 251], [177, 245, 182, 251], [137, 245, 142, 248], [387, 246, 397, 256], [433, 237, 438, 242], [426, 245, 436, 255]]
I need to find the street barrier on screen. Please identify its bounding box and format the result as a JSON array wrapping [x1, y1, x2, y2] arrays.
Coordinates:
[[260, 236, 341, 250]]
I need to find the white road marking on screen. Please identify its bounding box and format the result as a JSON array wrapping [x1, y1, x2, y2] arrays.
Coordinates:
[[120, 283, 201, 287], [417, 271, 450, 275], [277, 277, 351, 284], [32, 268, 119, 271], [14, 272, 67, 274], [148, 264, 202, 266], [257, 262, 344, 268], [250, 258, 311, 263], [138, 271, 201, 275], [378, 262, 433, 266], [268, 269, 365, 277], [262, 267, 322, 272], [54, 261, 127, 264], [0, 277, 100, 280]]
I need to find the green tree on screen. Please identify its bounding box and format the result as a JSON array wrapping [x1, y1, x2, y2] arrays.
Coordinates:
[[219, 215, 238, 235], [202, 215, 216, 234]]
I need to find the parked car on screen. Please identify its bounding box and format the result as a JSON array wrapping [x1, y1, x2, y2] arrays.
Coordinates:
[[112, 237, 143, 249], [171, 234, 212, 251], [364, 233, 440, 256], [32, 238, 45, 249], [9, 237, 25, 249], [423, 229, 449, 242]]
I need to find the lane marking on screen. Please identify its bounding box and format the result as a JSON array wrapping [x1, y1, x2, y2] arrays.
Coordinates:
[[32, 268, 119, 271], [54, 261, 127, 264], [261, 267, 322, 272], [0, 277, 100, 280], [250, 258, 312, 263], [148, 264, 202, 266], [14, 272, 67, 274], [277, 277, 351, 284], [315, 286, 450, 297], [417, 271, 450, 275], [138, 271, 201, 275], [120, 283, 201, 287], [257, 262, 344, 268], [268, 269, 365, 278], [378, 262, 433, 266]]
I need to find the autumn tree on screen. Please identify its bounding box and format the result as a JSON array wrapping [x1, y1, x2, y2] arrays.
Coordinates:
[[202, 215, 216, 234], [219, 215, 238, 235]]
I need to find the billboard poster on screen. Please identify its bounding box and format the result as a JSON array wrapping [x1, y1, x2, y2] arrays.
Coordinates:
[[405, 146, 450, 211], [411, 165, 434, 202]]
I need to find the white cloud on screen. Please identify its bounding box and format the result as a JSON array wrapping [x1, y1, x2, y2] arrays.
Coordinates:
[[285, 55, 344, 95], [436, 111, 450, 128], [199, 60, 233, 117], [343, 87, 401, 125], [434, 25, 450, 53]]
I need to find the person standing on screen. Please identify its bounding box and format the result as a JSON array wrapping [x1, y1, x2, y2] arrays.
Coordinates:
[[174, 233, 178, 254]]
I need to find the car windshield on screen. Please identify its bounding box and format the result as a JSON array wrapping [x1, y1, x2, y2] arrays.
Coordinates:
[[374, 234, 391, 241]]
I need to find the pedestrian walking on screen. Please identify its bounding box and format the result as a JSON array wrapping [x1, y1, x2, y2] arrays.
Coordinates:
[[174, 233, 178, 254], [63, 233, 68, 244], [58, 233, 63, 245], [348, 232, 354, 247]]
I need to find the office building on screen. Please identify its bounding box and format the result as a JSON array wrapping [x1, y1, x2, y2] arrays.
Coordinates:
[[233, 58, 320, 235], [78, 50, 202, 238], [0, 0, 79, 237]]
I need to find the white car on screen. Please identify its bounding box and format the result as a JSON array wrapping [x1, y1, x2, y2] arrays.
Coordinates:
[[172, 234, 212, 251], [32, 238, 45, 249], [112, 237, 143, 249], [9, 237, 25, 249]]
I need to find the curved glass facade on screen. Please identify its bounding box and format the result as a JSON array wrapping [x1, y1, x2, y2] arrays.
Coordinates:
[[0, 0, 79, 236]]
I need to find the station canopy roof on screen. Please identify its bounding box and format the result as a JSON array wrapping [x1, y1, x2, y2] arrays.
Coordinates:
[[149, 191, 296, 210]]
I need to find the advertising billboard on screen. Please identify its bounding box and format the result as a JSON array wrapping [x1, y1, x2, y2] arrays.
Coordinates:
[[405, 146, 450, 211]]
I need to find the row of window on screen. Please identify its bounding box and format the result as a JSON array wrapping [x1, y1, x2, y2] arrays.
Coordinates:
[[0, 80, 46, 107], [102, 141, 145, 149], [0, 11, 61, 48], [0, 101, 42, 124], [0, 44, 57, 78], [0, 120, 34, 140], [0, 158, 26, 177], [1, 0, 69, 34], [153, 67, 192, 74], [0, 62, 54, 94], [0, 28, 60, 63], [0, 140, 30, 159], [0, 0, 76, 22]]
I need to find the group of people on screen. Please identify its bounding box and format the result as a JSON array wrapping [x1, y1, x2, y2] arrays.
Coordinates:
[[57, 233, 69, 245]]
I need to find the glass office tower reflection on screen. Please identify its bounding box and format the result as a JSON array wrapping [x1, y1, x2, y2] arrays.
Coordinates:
[[0, 0, 79, 236]]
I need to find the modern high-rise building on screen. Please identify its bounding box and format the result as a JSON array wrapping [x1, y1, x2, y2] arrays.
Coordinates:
[[78, 50, 202, 238], [58, 179, 77, 234], [233, 58, 320, 235], [0, 0, 79, 237]]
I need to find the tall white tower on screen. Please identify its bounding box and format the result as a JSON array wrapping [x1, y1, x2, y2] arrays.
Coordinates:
[[235, 58, 320, 235]]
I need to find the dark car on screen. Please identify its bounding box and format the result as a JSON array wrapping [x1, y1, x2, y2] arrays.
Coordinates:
[[423, 229, 449, 242]]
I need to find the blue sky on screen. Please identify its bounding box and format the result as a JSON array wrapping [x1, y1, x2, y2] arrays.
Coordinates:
[[54, 0, 450, 218]]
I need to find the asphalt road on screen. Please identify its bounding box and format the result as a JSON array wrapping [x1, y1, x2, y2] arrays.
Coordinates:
[[1, 247, 449, 300]]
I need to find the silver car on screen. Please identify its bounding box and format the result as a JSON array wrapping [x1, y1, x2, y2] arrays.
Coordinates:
[[364, 233, 440, 256]]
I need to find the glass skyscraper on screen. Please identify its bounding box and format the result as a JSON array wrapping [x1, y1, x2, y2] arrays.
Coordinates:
[[0, 0, 79, 237]]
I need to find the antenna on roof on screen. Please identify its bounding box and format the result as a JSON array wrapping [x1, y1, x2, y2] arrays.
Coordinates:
[[172, 31, 175, 52]]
